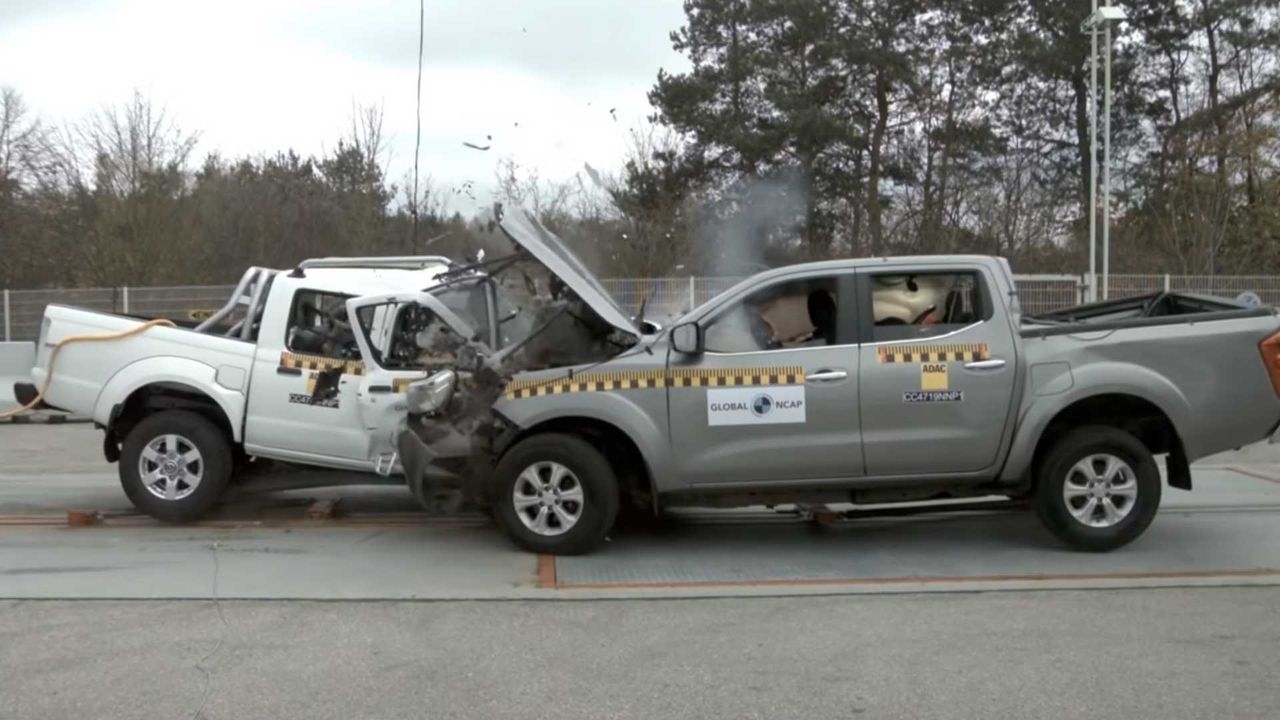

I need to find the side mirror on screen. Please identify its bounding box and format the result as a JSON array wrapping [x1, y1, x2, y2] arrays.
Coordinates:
[[405, 369, 457, 415], [670, 322, 704, 355]]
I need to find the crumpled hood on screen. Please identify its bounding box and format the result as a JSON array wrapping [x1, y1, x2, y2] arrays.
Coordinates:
[[495, 207, 638, 337]]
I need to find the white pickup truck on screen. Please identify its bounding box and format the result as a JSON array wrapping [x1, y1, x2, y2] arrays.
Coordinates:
[[23, 257, 458, 517]]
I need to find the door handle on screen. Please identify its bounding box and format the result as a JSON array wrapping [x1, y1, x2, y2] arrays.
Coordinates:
[[367, 385, 393, 394], [805, 369, 848, 382], [964, 359, 1006, 370], [276, 367, 302, 376]]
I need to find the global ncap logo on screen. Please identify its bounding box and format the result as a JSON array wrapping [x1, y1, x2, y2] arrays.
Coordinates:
[[751, 393, 774, 417]]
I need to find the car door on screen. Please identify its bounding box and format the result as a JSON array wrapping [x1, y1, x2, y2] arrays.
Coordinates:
[[345, 291, 486, 472], [856, 264, 1018, 476], [667, 269, 864, 485], [243, 286, 370, 465]]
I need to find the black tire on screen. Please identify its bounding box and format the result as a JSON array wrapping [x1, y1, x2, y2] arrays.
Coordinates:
[[1034, 425, 1161, 552], [119, 410, 233, 523], [488, 433, 619, 555]]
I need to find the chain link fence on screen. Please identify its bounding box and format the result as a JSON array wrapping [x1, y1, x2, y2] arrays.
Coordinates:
[[3, 273, 1275, 342], [2, 285, 235, 342], [1102, 274, 1280, 306]]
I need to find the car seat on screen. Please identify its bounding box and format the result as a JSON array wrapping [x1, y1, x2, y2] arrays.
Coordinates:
[[807, 289, 837, 344]]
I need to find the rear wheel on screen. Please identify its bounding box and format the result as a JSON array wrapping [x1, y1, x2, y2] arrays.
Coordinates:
[[119, 410, 233, 523], [1034, 425, 1161, 552], [489, 433, 619, 555]]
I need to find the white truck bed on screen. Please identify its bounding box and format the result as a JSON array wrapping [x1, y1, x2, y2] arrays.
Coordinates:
[[36, 305, 256, 435]]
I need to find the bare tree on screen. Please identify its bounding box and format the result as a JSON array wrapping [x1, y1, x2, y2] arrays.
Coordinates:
[[494, 157, 576, 225], [74, 90, 197, 196], [0, 87, 52, 194], [348, 102, 389, 172], [69, 92, 198, 284]]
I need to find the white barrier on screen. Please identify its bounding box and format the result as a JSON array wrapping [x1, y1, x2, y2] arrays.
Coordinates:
[[0, 341, 36, 412]]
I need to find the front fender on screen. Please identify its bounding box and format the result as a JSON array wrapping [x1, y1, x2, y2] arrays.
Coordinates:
[[1000, 361, 1193, 482], [493, 391, 674, 491], [94, 357, 247, 442]]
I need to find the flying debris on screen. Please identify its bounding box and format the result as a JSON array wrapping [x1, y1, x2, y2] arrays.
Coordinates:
[[609, 107, 617, 121], [452, 180, 476, 200], [462, 141, 491, 151]]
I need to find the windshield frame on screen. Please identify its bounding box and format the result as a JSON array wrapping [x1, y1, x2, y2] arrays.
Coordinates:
[[429, 277, 500, 350]]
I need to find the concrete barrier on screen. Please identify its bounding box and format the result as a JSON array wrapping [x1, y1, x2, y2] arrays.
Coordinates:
[[0, 342, 35, 414], [0, 341, 88, 422], [1, 341, 35, 375]]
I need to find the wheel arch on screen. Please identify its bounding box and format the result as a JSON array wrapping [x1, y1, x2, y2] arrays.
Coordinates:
[[500, 416, 660, 515], [95, 357, 245, 446], [103, 381, 239, 462], [1016, 393, 1189, 491]]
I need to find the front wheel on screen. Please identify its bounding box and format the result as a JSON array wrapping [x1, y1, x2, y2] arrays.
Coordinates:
[[488, 433, 619, 555], [119, 410, 233, 523], [1034, 425, 1161, 552]]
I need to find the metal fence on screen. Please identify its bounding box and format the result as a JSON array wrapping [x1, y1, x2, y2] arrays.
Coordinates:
[[4, 273, 1276, 342], [2, 285, 237, 343], [1104, 274, 1280, 305]]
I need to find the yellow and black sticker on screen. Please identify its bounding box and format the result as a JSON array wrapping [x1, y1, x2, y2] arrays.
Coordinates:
[[392, 376, 424, 393], [280, 353, 429, 397], [504, 366, 804, 400], [878, 343, 987, 364], [289, 372, 340, 409], [279, 351, 366, 377], [667, 366, 804, 388], [920, 362, 948, 390], [291, 371, 419, 405]]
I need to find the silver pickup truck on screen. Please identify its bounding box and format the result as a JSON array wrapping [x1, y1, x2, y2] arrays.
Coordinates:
[[23, 208, 1280, 555]]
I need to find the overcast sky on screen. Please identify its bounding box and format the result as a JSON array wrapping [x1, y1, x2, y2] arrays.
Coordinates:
[[0, 0, 689, 211]]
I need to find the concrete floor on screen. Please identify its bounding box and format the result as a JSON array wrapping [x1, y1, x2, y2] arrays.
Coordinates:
[[4, 425, 1280, 598], [4, 425, 1280, 718], [3, 588, 1280, 720]]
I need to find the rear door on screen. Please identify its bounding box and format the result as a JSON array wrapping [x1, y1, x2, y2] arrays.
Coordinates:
[[856, 264, 1018, 476], [667, 269, 864, 485]]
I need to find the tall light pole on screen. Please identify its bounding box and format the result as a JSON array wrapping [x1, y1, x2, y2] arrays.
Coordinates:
[[1082, 3, 1126, 302], [1087, 0, 1098, 302]]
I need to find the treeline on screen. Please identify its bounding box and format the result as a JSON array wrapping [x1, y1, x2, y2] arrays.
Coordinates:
[[2, 0, 1279, 289], [0, 91, 477, 288], [643, 0, 1280, 275]]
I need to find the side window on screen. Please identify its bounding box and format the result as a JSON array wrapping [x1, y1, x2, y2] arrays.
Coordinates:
[[285, 290, 358, 358], [352, 303, 396, 367], [704, 277, 843, 353], [354, 302, 464, 371], [869, 271, 988, 342]]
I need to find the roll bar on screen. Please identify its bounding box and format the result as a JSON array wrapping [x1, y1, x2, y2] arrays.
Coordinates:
[[194, 266, 276, 336], [196, 256, 455, 338], [294, 256, 452, 273]]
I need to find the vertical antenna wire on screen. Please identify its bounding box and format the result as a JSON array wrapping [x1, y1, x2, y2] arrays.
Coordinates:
[[411, 0, 425, 250]]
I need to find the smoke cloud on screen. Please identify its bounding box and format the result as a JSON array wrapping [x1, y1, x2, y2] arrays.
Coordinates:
[[695, 167, 808, 278]]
